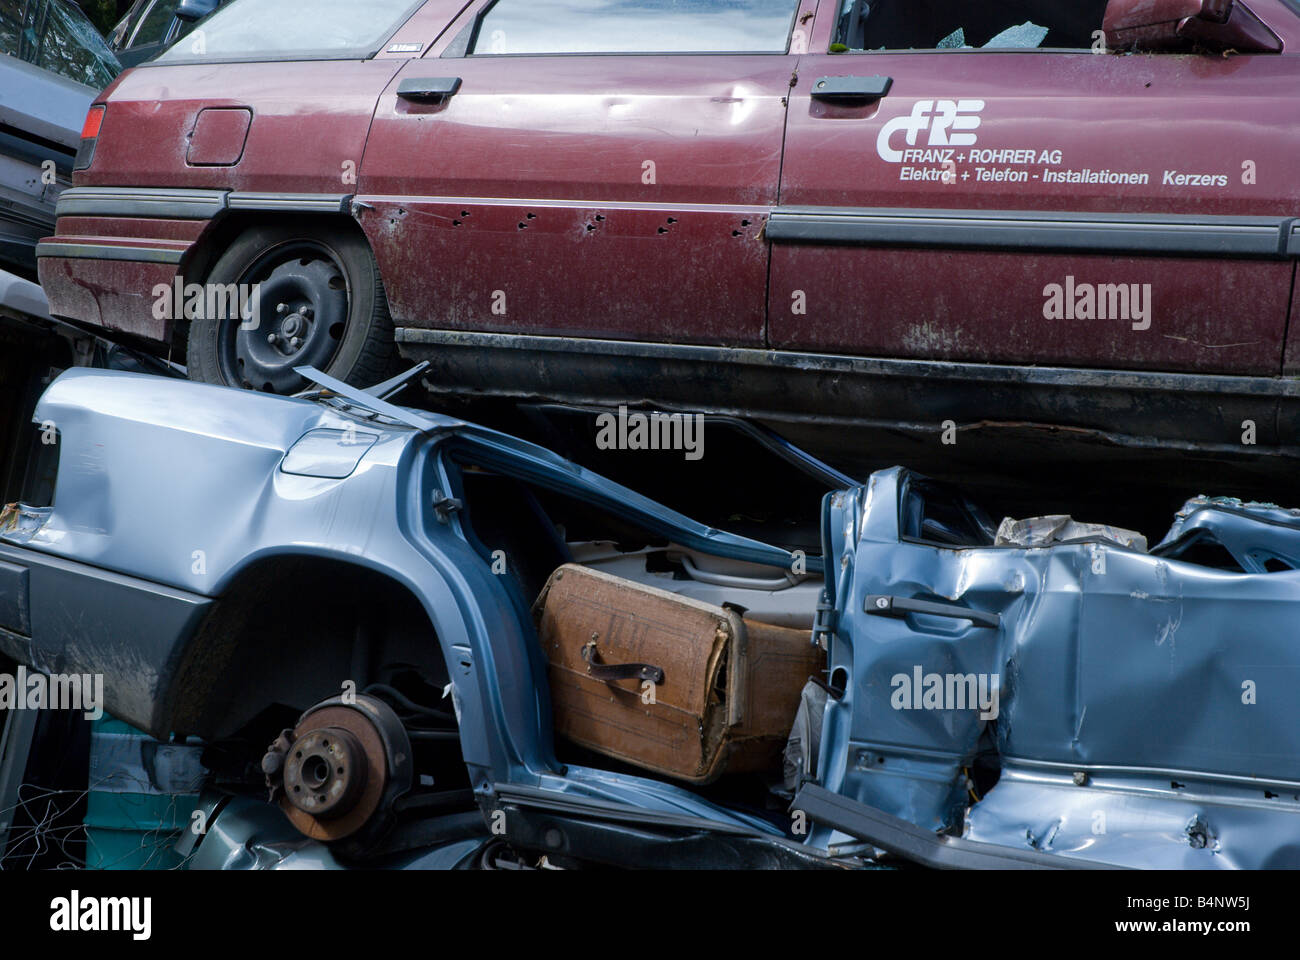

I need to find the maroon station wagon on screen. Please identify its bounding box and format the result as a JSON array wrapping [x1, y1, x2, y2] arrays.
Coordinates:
[[34, 0, 1300, 504]]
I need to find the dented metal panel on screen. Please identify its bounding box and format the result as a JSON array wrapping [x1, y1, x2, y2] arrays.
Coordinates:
[[358, 43, 789, 347], [0, 369, 809, 846], [11, 364, 1300, 868], [815, 466, 1300, 868]]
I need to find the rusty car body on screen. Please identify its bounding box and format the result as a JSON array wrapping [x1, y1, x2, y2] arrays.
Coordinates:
[[29, 0, 1300, 514]]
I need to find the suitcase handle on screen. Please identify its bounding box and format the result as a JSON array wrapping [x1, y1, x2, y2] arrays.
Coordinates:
[[582, 641, 665, 685]]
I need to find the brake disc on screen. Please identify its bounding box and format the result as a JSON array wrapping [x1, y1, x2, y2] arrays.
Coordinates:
[[262, 694, 413, 844]]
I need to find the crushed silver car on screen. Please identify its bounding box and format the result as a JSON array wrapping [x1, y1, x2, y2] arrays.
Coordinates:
[[2, 367, 1298, 868]]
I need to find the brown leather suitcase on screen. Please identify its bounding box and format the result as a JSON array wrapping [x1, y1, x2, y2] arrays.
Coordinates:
[[534, 563, 824, 783]]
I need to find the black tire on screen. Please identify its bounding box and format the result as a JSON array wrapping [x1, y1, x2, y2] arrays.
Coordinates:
[[186, 220, 396, 393]]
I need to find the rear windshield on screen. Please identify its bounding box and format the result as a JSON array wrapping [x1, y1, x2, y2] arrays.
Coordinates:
[[153, 0, 422, 62]]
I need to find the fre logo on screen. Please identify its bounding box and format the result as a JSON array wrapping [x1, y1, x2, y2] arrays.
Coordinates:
[[876, 99, 985, 162]]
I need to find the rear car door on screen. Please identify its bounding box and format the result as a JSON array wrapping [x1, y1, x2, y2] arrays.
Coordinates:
[[770, 0, 1300, 376], [357, 0, 805, 349]]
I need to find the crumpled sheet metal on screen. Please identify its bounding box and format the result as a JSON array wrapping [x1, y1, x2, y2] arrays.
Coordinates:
[[181, 793, 488, 870], [0, 503, 49, 544], [817, 467, 1300, 868], [1154, 496, 1300, 572], [965, 766, 1300, 869], [995, 514, 1147, 552]]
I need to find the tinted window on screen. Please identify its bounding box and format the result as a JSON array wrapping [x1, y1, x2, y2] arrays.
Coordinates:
[[469, 0, 799, 55], [155, 0, 422, 61], [834, 0, 1108, 51]]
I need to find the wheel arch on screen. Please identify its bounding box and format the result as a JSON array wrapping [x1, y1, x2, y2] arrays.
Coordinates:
[[160, 551, 454, 743], [172, 210, 381, 353]]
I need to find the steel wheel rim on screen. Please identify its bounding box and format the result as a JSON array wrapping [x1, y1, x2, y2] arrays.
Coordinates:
[[216, 239, 351, 392]]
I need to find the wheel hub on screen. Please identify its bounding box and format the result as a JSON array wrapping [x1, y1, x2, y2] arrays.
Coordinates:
[[281, 726, 366, 820], [262, 695, 413, 843], [228, 250, 348, 393]]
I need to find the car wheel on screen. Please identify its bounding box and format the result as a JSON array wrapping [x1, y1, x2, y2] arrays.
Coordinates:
[[186, 221, 396, 393]]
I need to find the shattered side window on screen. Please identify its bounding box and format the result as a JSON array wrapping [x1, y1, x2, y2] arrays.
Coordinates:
[[3, 0, 121, 88], [0, 1, 20, 57], [833, 0, 1109, 51], [469, 0, 801, 55]]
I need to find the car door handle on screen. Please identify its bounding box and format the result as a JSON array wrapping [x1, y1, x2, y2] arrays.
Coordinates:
[[396, 76, 462, 103], [810, 75, 893, 102], [864, 594, 1000, 629]]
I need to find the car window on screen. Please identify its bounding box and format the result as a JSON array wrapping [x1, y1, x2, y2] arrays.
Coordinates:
[[467, 0, 801, 55], [154, 0, 424, 61], [108, 2, 140, 48], [833, 0, 1109, 51], [0, 0, 20, 55], [128, 0, 180, 48], [0, 0, 121, 88], [108, 0, 147, 48]]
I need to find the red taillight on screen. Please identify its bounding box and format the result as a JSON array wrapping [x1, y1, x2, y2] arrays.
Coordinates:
[[74, 106, 105, 172], [80, 105, 104, 141]]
